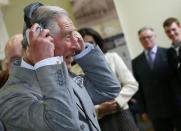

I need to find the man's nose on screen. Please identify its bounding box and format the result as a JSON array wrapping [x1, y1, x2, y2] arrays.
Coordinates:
[[170, 30, 175, 36]]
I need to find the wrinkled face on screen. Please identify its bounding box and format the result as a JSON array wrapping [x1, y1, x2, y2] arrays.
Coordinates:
[[164, 22, 181, 43], [139, 29, 156, 50], [53, 16, 79, 70]]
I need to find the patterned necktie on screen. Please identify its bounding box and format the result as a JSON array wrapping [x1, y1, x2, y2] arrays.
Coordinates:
[[147, 50, 154, 69]]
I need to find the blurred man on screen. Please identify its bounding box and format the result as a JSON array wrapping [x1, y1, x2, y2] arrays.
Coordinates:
[[163, 17, 181, 131], [132, 27, 175, 131], [0, 34, 23, 88]]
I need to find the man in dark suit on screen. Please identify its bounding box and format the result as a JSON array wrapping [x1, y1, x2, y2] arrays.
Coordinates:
[[132, 27, 175, 131], [163, 17, 181, 131]]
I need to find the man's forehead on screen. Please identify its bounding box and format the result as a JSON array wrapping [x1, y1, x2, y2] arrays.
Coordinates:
[[140, 30, 153, 36], [58, 16, 74, 28], [166, 22, 180, 29]]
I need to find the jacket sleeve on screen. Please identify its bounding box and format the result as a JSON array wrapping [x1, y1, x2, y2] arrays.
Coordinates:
[[75, 45, 121, 105], [0, 63, 81, 131]]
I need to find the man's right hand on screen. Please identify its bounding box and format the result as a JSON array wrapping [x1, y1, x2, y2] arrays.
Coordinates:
[[72, 31, 85, 54], [98, 100, 120, 118], [26, 23, 55, 64]]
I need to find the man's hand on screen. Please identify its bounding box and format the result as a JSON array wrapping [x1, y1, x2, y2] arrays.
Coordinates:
[[98, 100, 120, 118], [72, 31, 85, 54], [26, 23, 54, 64]]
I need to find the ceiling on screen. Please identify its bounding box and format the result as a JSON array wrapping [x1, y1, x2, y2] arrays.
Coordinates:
[[70, 0, 116, 25]]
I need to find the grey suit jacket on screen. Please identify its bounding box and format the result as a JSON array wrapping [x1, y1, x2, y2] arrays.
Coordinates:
[[0, 46, 120, 131]]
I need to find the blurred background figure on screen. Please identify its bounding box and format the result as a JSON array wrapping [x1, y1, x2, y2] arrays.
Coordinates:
[[72, 27, 139, 131], [0, 34, 23, 88], [132, 27, 175, 131], [163, 17, 181, 131]]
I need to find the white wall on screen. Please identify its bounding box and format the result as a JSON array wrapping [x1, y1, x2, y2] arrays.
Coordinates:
[[113, 0, 181, 58], [0, 0, 8, 5], [0, 8, 9, 59]]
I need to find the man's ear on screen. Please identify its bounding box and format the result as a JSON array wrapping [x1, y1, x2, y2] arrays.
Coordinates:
[[2, 58, 9, 71], [2, 59, 6, 70]]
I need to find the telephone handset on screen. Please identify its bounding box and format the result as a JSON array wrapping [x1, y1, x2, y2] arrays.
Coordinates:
[[24, 2, 44, 45], [25, 24, 43, 45]]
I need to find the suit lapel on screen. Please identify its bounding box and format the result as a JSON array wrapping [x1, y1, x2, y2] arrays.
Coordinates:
[[69, 75, 99, 130], [154, 47, 163, 67], [140, 52, 152, 71], [138, 53, 154, 82]]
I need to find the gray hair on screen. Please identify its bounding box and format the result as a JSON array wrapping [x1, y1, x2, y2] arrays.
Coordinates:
[[138, 27, 154, 35], [22, 6, 68, 49]]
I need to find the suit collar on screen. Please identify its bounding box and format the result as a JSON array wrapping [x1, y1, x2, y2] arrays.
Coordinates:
[[171, 41, 181, 48], [70, 76, 99, 130], [9, 60, 37, 86], [21, 59, 34, 70], [144, 45, 157, 55]]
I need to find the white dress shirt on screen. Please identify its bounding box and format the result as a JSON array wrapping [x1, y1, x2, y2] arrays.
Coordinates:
[[145, 45, 157, 62], [105, 52, 138, 110]]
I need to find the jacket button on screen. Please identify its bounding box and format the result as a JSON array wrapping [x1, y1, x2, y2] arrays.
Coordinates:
[[80, 124, 85, 130]]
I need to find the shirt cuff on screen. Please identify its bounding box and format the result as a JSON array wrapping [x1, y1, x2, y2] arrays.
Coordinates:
[[115, 97, 129, 109], [74, 43, 94, 60], [34, 56, 63, 69], [95, 105, 102, 119]]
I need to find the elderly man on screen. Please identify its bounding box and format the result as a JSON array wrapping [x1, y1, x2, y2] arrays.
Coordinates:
[[0, 34, 23, 88], [0, 2, 120, 131], [132, 27, 175, 131]]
